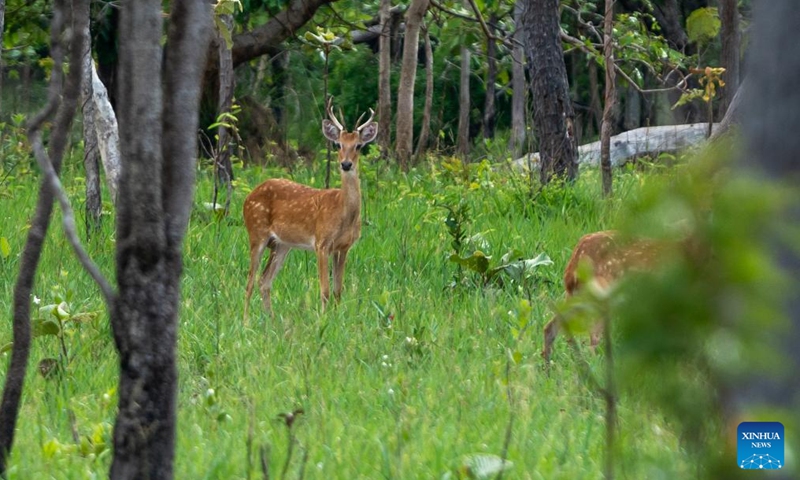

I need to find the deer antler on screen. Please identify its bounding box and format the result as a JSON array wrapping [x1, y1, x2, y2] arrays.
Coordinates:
[[356, 108, 375, 132], [326, 97, 345, 131]]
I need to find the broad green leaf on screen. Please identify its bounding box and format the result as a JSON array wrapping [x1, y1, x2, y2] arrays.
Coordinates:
[[0, 343, 13, 354], [449, 251, 491, 274], [686, 8, 720, 45], [32, 318, 61, 337], [0, 237, 10, 258]]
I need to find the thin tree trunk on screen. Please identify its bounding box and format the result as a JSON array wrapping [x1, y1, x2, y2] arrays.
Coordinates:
[[378, 0, 392, 157], [600, 0, 616, 197], [710, 77, 746, 142], [457, 43, 471, 157], [110, 1, 211, 478], [415, 23, 433, 158], [482, 14, 498, 139], [395, 0, 430, 168], [622, 82, 641, 131], [718, 0, 739, 118], [251, 55, 269, 96], [81, 25, 102, 235], [0, 0, 87, 474], [510, 1, 526, 157], [523, 0, 578, 183], [89, 62, 121, 201], [0, 0, 5, 114], [214, 13, 234, 216], [588, 60, 603, 137]]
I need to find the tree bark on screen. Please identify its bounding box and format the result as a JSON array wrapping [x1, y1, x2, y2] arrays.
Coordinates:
[[110, 1, 211, 478], [523, 0, 578, 183], [710, 77, 746, 142], [415, 23, 433, 157], [457, 42, 471, 158], [378, 0, 393, 156], [588, 60, 603, 137], [718, 0, 739, 118], [395, 0, 429, 168], [735, 5, 800, 479], [0, 0, 87, 474], [509, 1, 526, 157], [81, 25, 102, 235], [0, 0, 5, 113], [89, 62, 121, 201], [482, 14, 498, 139], [214, 13, 234, 216], [600, 0, 616, 198]]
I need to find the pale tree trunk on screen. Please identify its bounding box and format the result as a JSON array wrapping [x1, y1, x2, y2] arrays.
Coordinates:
[[710, 77, 746, 141], [718, 0, 739, 118], [456, 43, 471, 157], [600, 0, 616, 197], [81, 25, 102, 235], [214, 13, 234, 216], [89, 63, 121, 201], [378, 0, 392, 156], [415, 23, 433, 157], [482, 14, 498, 139], [510, 0, 526, 157], [110, 1, 211, 478], [395, 0, 429, 168], [523, 0, 578, 183], [0, 0, 88, 474], [734, 5, 800, 479]]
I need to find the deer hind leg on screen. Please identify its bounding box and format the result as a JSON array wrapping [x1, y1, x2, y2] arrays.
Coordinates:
[[542, 316, 561, 363], [259, 244, 290, 316], [244, 241, 268, 324], [332, 250, 349, 302], [316, 248, 331, 309], [589, 322, 604, 353]]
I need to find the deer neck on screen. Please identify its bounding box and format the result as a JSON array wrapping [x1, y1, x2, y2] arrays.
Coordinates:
[[340, 171, 361, 220]]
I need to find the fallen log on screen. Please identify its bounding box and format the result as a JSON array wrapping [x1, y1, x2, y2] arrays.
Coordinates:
[[513, 122, 719, 170]]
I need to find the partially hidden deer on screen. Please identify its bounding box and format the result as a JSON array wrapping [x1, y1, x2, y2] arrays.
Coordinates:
[[541, 230, 666, 362], [243, 100, 377, 320]]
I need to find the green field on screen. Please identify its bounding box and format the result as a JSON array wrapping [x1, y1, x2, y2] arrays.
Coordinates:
[[1, 151, 700, 479]]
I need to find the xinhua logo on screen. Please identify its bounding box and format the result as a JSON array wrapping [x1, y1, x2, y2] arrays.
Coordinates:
[[737, 422, 784, 470]]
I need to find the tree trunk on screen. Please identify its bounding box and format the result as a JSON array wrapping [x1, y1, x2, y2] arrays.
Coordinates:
[[509, 1, 526, 157], [718, 0, 739, 118], [736, 6, 800, 480], [482, 14, 498, 139], [415, 23, 433, 158], [395, 0, 429, 168], [710, 77, 746, 142], [600, 0, 616, 198], [523, 0, 578, 183], [588, 60, 603, 137], [0, 0, 5, 113], [81, 25, 102, 235], [0, 0, 87, 474], [623, 82, 641, 131], [110, 1, 211, 478], [378, 0, 392, 156], [457, 43, 471, 157], [89, 62, 121, 201], [214, 13, 234, 216]]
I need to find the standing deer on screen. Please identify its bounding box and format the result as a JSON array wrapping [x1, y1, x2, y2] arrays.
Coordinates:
[[541, 231, 665, 362], [243, 100, 377, 320]]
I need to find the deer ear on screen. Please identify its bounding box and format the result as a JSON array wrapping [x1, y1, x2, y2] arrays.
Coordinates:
[[359, 122, 378, 145], [322, 119, 340, 143]]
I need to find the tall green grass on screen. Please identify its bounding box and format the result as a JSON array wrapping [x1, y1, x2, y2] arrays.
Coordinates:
[[0, 150, 695, 479]]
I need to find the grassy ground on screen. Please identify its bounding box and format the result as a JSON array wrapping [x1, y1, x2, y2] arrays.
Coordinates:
[[0, 149, 695, 479]]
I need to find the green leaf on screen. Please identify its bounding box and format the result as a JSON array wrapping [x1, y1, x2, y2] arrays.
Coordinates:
[[32, 318, 61, 338], [449, 251, 491, 275], [0, 237, 10, 259], [686, 8, 720, 45], [0, 343, 13, 354]]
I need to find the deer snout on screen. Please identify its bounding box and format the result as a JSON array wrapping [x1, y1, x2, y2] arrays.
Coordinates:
[[341, 160, 353, 171]]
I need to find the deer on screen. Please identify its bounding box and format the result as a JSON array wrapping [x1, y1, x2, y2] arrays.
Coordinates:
[[243, 100, 377, 321], [541, 230, 666, 363]]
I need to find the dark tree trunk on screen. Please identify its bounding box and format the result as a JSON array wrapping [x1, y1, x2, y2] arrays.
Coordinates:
[[510, 1, 526, 157], [415, 23, 434, 157], [0, 0, 88, 474], [378, 0, 392, 156], [214, 14, 234, 216], [482, 14, 498, 139], [623, 82, 641, 131], [735, 5, 800, 480], [94, 2, 120, 112], [395, 0, 430, 168], [0, 0, 5, 113], [523, 0, 578, 183], [588, 60, 603, 137], [600, 0, 616, 198], [457, 43, 471, 157], [110, 1, 211, 478], [718, 0, 740, 118]]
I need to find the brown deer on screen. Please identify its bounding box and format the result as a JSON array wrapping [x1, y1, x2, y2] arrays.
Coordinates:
[[541, 230, 665, 362], [243, 100, 377, 320]]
